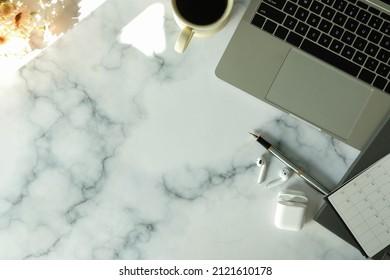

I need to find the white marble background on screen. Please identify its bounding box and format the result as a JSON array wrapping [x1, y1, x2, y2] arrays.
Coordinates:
[[0, 0, 364, 259]]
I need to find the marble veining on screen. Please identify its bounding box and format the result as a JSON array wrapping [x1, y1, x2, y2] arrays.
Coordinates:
[[0, 0, 364, 259]]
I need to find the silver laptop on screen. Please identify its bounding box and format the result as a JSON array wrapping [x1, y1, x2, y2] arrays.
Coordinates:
[[216, 0, 390, 150]]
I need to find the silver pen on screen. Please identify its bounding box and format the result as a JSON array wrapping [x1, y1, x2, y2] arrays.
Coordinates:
[[250, 132, 329, 195]]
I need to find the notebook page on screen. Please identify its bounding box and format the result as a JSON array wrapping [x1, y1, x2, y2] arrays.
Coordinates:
[[328, 153, 390, 257]]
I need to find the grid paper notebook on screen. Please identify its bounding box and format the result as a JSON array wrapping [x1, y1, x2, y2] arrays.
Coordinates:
[[328, 153, 390, 258]]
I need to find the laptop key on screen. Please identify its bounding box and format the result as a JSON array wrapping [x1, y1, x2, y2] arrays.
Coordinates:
[[368, 16, 383, 29], [319, 33, 333, 47], [376, 49, 390, 63], [284, 16, 298, 29], [341, 31, 356, 45], [356, 1, 368, 10], [345, 18, 359, 32], [334, 12, 347, 26], [380, 21, 390, 35], [341, 45, 356, 59], [258, 3, 286, 24], [345, 3, 359, 18], [376, 63, 390, 78], [359, 69, 376, 84], [263, 0, 285, 9], [373, 76, 387, 90], [380, 36, 390, 50], [330, 25, 344, 38], [287, 32, 304, 47], [263, 19, 278, 34], [319, 19, 333, 33], [321, 6, 336, 20], [296, 22, 310, 36], [353, 36, 368, 50], [252, 14, 266, 29], [364, 57, 379, 71], [356, 24, 371, 38], [275, 25, 289, 40], [353, 51, 368, 65], [310, 1, 324, 14], [368, 6, 380, 15], [333, 0, 348, 12], [301, 39, 361, 76], [368, 30, 383, 44], [296, 7, 310, 21], [284, 2, 298, 15], [298, 0, 311, 8], [330, 39, 344, 53], [365, 43, 379, 57], [307, 28, 321, 42], [307, 14, 321, 27], [356, 9, 371, 24], [321, 0, 335, 6], [385, 83, 390, 94], [381, 12, 390, 22]]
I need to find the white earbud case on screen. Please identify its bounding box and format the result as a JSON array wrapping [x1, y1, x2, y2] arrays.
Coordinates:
[[274, 190, 308, 231]]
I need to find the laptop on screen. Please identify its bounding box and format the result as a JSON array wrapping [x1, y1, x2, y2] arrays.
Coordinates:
[[216, 0, 390, 150]]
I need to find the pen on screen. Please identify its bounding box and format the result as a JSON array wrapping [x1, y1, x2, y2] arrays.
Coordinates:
[[249, 132, 329, 195]]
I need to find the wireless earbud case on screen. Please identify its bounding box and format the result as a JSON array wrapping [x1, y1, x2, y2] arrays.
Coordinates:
[[274, 190, 308, 231]]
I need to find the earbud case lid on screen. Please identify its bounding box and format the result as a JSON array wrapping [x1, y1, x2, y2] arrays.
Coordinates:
[[278, 190, 308, 204]]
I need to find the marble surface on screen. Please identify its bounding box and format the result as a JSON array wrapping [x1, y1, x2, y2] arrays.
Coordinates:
[[0, 0, 365, 259]]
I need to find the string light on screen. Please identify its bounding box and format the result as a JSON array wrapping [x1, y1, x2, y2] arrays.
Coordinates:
[[0, 0, 74, 58]]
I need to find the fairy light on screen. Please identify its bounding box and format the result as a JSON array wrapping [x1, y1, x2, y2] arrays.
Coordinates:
[[0, 0, 70, 58]]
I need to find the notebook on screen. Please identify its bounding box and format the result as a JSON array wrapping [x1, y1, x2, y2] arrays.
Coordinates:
[[216, 0, 390, 150], [327, 153, 390, 258], [314, 112, 389, 259]]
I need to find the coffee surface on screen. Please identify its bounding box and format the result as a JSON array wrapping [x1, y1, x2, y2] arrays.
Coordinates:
[[176, 0, 227, 25]]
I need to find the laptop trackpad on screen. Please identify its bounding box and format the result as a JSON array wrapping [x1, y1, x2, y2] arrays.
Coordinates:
[[266, 49, 373, 139]]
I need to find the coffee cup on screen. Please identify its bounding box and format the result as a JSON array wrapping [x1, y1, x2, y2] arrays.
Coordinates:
[[171, 0, 234, 53]]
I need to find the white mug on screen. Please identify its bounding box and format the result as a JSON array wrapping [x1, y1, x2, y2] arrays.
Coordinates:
[[171, 0, 234, 53]]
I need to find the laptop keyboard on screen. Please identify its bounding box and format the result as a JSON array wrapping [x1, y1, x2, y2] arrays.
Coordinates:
[[251, 0, 390, 94]]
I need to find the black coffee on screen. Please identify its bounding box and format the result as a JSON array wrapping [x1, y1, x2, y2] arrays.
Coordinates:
[[176, 0, 228, 25]]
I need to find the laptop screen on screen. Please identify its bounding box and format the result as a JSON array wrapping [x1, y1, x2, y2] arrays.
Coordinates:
[[382, 0, 390, 5]]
